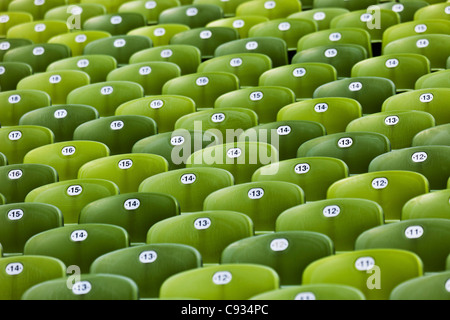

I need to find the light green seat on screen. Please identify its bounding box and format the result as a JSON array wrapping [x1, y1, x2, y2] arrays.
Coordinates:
[[22, 274, 139, 300], [214, 86, 296, 124], [0, 62, 32, 92], [24, 223, 129, 273], [147, 210, 254, 264], [187, 141, 279, 184], [6, 20, 69, 43], [402, 189, 450, 220], [90, 243, 201, 299], [313, 0, 379, 11], [78, 153, 168, 194], [390, 271, 450, 300], [412, 124, 450, 147], [127, 24, 190, 47], [302, 248, 423, 300], [277, 97, 362, 134], [206, 15, 269, 39], [252, 157, 349, 202], [67, 81, 144, 117], [0, 11, 33, 37], [313, 77, 396, 115], [23, 140, 109, 181], [194, 0, 253, 17], [369, 145, 450, 190], [118, 0, 181, 25], [17, 70, 91, 105], [79, 192, 180, 245], [7, 0, 66, 20], [0, 255, 66, 300], [259, 63, 337, 101], [204, 181, 305, 233], [327, 170, 429, 222], [83, 12, 147, 36], [138, 167, 234, 213], [351, 53, 431, 92], [221, 231, 333, 286], [346, 110, 436, 149], [158, 4, 224, 28], [162, 71, 239, 110], [129, 44, 201, 75], [47, 54, 117, 84], [0, 163, 58, 204], [44, 3, 107, 25], [48, 30, 111, 57], [371, 0, 428, 23], [289, 8, 350, 31], [381, 88, 450, 125], [132, 129, 219, 170], [276, 198, 384, 252], [116, 95, 196, 133], [0, 38, 33, 62], [236, 0, 301, 19], [0, 202, 63, 256], [250, 284, 366, 300], [0, 125, 54, 165], [80, 0, 131, 14], [415, 69, 450, 90], [414, 2, 450, 20]]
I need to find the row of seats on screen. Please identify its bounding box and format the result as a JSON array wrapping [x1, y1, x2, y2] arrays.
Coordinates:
[[0, 0, 449, 301]]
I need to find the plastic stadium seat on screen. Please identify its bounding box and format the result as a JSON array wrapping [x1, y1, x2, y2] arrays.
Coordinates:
[[259, 63, 338, 101], [169, 26, 239, 60], [277, 97, 362, 134], [313, 77, 396, 115], [0, 163, 58, 204], [369, 145, 450, 190], [0, 90, 51, 127], [383, 34, 450, 71], [0, 11, 33, 37], [44, 3, 107, 25], [329, 8, 401, 44], [138, 167, 234, 212], [78, 153, 168, 194], [6, 20, 69, 43], [162, 72, 239, 110], [356, 218, 450, 272], [252, 157, 349, 202], [7, 0, 67, 20], [288, 8, 350, 31], [247, 18, 317, 52], [327, 170, 429, 222], [235, 0, 302, 19], [292, 44, 368, 78], [72, 115, 156, 155], [132, 129, 219, 170], [351, 53, 431, 92], [221, 231, 333, 286], [83, 12, 147, 35], [276, 198, 384, 252], [23, 140, 109, 181], [412, 124, 450, 147], [297, 27, 373, 58], [402, 189, 450, 220], [24, 223, 129, 273], [147, 210, 253, 264], [346, 110, 436, 150], [206, 15, 270, 39], [0, 202, 63, 255], [79, 192, 180, 245], [47, 30, 112, 57], [47, 55, 117, 84], [0, 255, 66, 300], [214, 36, 288, 67], [214, 86, 296, 124], [0, 62, 32, 92], [250, 283, 366, 300], [415, 69, 450, 90], [204, 181, 305, 233], [194, 0, 252, 18], [90, 243, 201, 299], [83, 35, 153, 66], [158, 4, 224, 28], [186, 141, 279, 184], [414, 2, 450, 20], [302, 248, 423, 300], [390, 271, 450, 300], [66, 81, 144, 117], [297, 131, 391, 175], [129, 44, 202, 75], [127, 24, 191, 47], [106, 61, 181, 96], [17, 70, 91, 105], [3, 43, 71, 73], [0, 38, 33, 62], [0, 125, 54, 164], [80, 0, 131, 14], [118, 0, 180, 25], [375, 0, 428, 22], [241, 120, 326, 161], [0, 152, 7, 166], [159, 263, 278, 300], [313, 0, 379, 11], [22, 274, 139, 300], [381, 88, 450, 125]]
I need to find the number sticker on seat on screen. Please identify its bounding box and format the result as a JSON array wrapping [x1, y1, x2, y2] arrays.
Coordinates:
[[314, 103, 328, 113], [337, 137, 353, 148], [314, 12, 326, 21], [62, 146, 76, 156], [139, 250, 157, 264], [329, 32, 341, 41], [295, 292, 316, 300], [110, 120, 124, 130], [71, 229, 88, 242], [7, 209, 24, 221], [8, 169, 22, 180], [385, 58, 399, 68], [227, 148, 242, 158], [54, 109, 68, 119], [411, 152, 427, 163], [8, 131, 22, 141], [414, 24, 427, 33], [8, 94, 21, 104], [270, 238, 289, 252], [293, 67, 306, 77], [212, 271, 232, 285], [248, 188, 264, 199], [181, 173, 196, 184], [118, 159, 133, 169], [211, 113, 225, 123], [323, 205, 340, 218], [419, 93, 433, 103], [246, 41, 258, 50], [150, 99, 164, 109], [249, 91, 263, 101], [348, 82, 362, 92], [5, 262, 23, 275], [72, 281, 91, 295], [67, 185, 82, 196], [196, 76, 209, 86], [124, 198, 140, 210], [194, 217, 211, 230], [294, 163, 310, 174], [277, 125, 291, 136], [278, 22, 290, 31], [171, 136, 185, 146], [355, 256, 375, 271], [404, 225, 424, 239], [384, 115, 399, 126], [372, 177, 388, 189]]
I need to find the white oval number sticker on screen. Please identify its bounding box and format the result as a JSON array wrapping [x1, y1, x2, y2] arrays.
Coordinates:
[[139, 250, 157, 264], [71, 230, 88, 242], [248, 188, 264, 200], [72, 281, 92, 295], [270, 238, 289, 252], [5, 262, 23, 275], [194, 218, 211, 230], [355, 256, 375, 271], [212, 271, 232, 285], [405, 226, 424, 239]]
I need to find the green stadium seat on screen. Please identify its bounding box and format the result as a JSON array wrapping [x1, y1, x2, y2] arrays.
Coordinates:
[[288, 8, 350, 31], [158, 4, 224, 28], [80, 0, 131, 14], [0, 11, 33, 38], [193, 0, 252, 18], [83, 12, 147, 35], [313, 0, 379, 11], [118, 0, 180, 25], [0, 61, 32, 92], [6, 20, 69, 43], [390, 271, 450, 300], [414, 2, 450, 20], [412, 124, 450, 147], [44, 3, 107, 25], [47, 30, 112, 57], [127, 24, 190, 47], [402, 189, 450, 220], [8, 0, 67, 20], [235, 0, 301, 19], [415, 69, 450, 89], [206, 15, 269, 39], [0, 38, 33, 62], [375, 0, 428, 22], [250, 284, 366, 300]]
